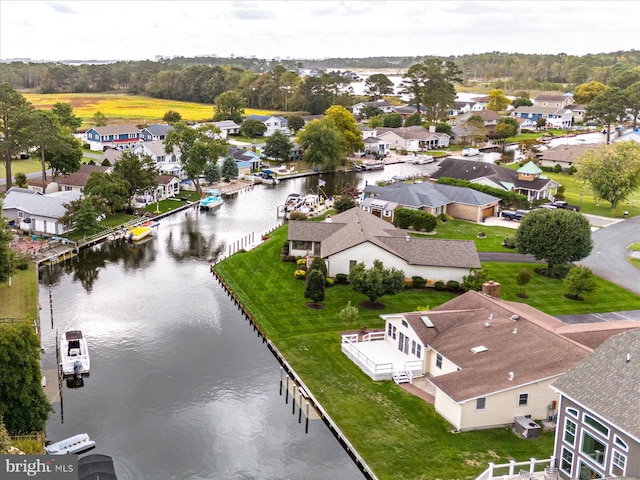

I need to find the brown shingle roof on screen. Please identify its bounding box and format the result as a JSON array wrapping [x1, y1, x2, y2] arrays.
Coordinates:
[[58, 165, 109, 188]]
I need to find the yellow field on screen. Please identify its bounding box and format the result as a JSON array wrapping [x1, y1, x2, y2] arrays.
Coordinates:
[[23, 93, 275, 127]]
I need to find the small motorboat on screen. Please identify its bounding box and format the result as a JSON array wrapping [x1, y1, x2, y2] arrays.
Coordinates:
[[199, 189, 224, 211], [126, 226, 152, 242], [142, 219, 160, 228], [45, 433, 96, 455], [59, 330, 90, 378]]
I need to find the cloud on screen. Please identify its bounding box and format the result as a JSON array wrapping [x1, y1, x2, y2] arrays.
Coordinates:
[[46, 1, 76, 14]]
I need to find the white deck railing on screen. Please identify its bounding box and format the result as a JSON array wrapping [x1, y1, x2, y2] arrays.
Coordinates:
[[475, 457, 555, 480], [341, 336, 394, 380]]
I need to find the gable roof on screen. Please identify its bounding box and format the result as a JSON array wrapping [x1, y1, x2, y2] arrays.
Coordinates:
[[288, 207, 480, 269], [534, 94, 571, 103], [396, 291, 592, 402], [2, 190, 81, 218], [552, 328, 640, 440], [88, 125, 141, 135], [538, 143, 601, 163], [431, 158, 553, 192], [376, 126, 449, 141], [363, 181, 499, 209], [58, 165, 109, 188], [142, 124, 173, 136], [244, 114, 287, 124]]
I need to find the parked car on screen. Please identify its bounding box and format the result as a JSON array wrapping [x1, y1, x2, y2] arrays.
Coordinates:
[[501, 210, 530, 221]]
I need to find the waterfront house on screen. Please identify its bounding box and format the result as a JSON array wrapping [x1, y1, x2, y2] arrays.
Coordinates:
[[376, 126, 450, 151], [362, 181, 500, 222], [550, 329, 640, 480], [537, 144, 601, 171], [352, 100, 394, 117], [243, 115, 290, 136], [57, 164, 112, 192], [342, 289, 592, 432], [130, 141, 182, 177], [513, 106, 573, 129], [2, 188, 81, 235], [287, 207, 480, 282], [86, 125, 141, 151], [431, 158, 559, 201]]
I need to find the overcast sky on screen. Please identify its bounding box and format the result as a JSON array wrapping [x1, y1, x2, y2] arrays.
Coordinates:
[[1, 1, 638, 62]]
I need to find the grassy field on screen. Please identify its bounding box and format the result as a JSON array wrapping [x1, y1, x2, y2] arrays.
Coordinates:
[[416, 220, 517, 252], [211, 225, 640, 479], [23, 92, 278, 127]]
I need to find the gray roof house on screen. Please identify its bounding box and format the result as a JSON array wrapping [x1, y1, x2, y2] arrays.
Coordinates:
[[362, 181, 500, 222], [287, 207, 480, 283], [551, 329, 640, 479], [2, 188, 81, 235], [140, 124, 173, 142], [537, 144, 602, 170]]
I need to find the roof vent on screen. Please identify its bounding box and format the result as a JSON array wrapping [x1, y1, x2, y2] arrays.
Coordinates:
[[484, 322, 491, 328], [508, 371, 514, 381], [471, 345, 488, 354], [510, 315, 520, 321], [513, 328, 518, 334], [627, 353, 631, 364]]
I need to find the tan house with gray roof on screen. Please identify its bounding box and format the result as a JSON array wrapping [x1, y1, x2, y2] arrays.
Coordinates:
[[537, 143, 602, 171], [287, 207, 479, 282]]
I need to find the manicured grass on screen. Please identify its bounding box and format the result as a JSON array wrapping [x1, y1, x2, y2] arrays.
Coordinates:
[[23, 92, 278, 128], [629, 258, 640, 270], [0, 264, 38, 320], [415, 220, 516, 252], [215, 226, 557, 480], [628, 242, 640, 251], [482, 262, 640, 316]]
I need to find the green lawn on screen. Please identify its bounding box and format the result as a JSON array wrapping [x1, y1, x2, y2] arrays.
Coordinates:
[[416, 220, 516, 252], [215, 226, 560, 480], [0, 265, 38, 320]]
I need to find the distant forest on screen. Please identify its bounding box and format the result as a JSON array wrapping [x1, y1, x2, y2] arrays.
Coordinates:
[[1, 51, 639, 114]]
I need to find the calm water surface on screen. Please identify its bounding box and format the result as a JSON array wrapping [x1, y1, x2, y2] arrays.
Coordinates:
[[39, 164, 427, 479]]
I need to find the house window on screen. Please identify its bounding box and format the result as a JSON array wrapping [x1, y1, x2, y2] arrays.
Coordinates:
[[17, 211, 24, 218], [584, 414, 609, 437], [392, 326, 396, 340], [518, 393, 528, 406], [560, 448, 573, 476], [383, 210, 391, 217], [564, 419, 577, 446], [611, 450, 626, 476], [402, 319, 408, 328], [476, 397, 486, 410], [411, 340, 416, 355], [578, 461, 603, 480], [581, 431, 606, 465], [613, 435, 628, 451], [387, 323, 393, 337], [566, 407, 578, 418], [436, 353, 443, 369], [416, 344, 421, 359]]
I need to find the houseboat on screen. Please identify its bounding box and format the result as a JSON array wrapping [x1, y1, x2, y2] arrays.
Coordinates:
[[199, 189, 224, 211]]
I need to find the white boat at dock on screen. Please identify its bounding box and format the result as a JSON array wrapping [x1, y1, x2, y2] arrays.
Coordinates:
[[45, 433, 96, 455], [126, 225, 153, 242], [199, 189, 224, 211], [59, 330, 90, 377]]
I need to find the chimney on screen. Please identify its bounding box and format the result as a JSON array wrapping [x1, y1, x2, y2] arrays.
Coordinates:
[[429, 125, 436, 133], [482, 280, 501, 298]]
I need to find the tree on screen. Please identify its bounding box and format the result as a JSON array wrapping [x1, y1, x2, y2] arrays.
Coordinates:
[[240, 118, 267, 138], [0, 83, 34, 190], [435, 122, 452, 135], [0, 321, 52, 434], [51, 102, 82, 131], [93, 111, 108, 126], [13, 172, 27, 188], [221, 156, 239, 181], [304, 269, 325, 306], [575, 141, 640, 209], [403, 112, 422, 127], [347, 260, 405, 307], [360, 105, 383, 120], [163, 110, 182, 125], [324, 105, 364, 156], [0, 215, 15, 284], [83, 172, 129, 214], [164, 122, 228, 195], [493, 117, 520, 139], [516, 269, 531, 298], [515, 209, 593, 275], [382, 113, 404, 128], [586, 87, 626, 144], [297, 118, 342, 171], [203, 162, 221, 183], [487, 89, 510, 111], [364, 73, 394, 100], [461, 267, 490, 292], [45, 128, 82, 180], [573, 81, 607, 104], [112, 151, 158, 207], [309, 256, 327, 278], [28, 110, 59, 186], [512, 95, 533, 108], [563, 266, 596, 300], [284, 115, 305, 134], [334, 197, 356, 213], [624, 81, 640, 129], [213, 91, 246, 122], [338, 301, 359, 331], [263, 130, 292, 163], [71, 197, 102, 237]]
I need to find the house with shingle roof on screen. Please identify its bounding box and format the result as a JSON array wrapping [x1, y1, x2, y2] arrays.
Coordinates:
[[140, 123, 173, 142], [2, 188, 81, 234], [537, 143, 602, 170], [85, 125, 141, 151], [57, 164, 111, 192], [130, 141, 182, 177], [376, 126, 450, 151], [513, 106, 573, 129], [457, 110, 503, 129], [362, 181, 500, 222], [432, 158, 560, 201], [352, 100, 393, 117], [342, 290, 593, 432], [243, 115, 290, 136], [533, 94, 573, 109], [550, 329, 640, 479], [287, 207, 480, 282]]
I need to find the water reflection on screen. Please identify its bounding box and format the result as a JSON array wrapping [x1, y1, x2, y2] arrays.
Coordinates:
[[166, 214, 225, 262]]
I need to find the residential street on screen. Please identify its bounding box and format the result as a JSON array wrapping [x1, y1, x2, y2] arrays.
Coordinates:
[[578, 215, 640, 295]]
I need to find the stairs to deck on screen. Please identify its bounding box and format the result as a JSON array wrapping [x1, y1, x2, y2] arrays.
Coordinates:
[[392, 372, 410, 384]]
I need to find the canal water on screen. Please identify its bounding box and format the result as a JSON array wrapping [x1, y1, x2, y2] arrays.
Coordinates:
[[39, 163, 429, 479]]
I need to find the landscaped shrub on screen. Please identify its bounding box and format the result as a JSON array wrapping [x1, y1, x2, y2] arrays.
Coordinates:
[[296, 258, 307, 268], [289, 211, 308, 221], [293, 269, 306, 280], [567, 165, 577, 175], [553, 163, 563, 173], [15, 256, 29, 270], [310, 256, 328, 278], [446, 280, 460, 292], [325, 277, 334, 286], [394, 208, 437, 232], [412, 276, 427, 289], [336, 273, 348, 284], [434, 280, 445, 291], [502, 236, 517, 249]]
